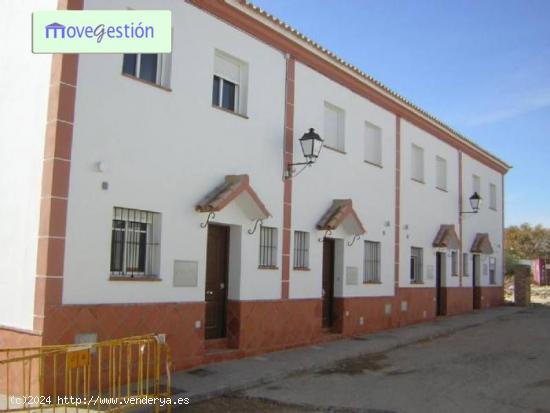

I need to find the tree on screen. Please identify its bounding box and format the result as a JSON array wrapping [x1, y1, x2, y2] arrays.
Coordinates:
[[505, 223, 550, 259]]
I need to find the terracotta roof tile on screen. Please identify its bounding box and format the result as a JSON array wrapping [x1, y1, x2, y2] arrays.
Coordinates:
[[196, 174, 271, 219], [470, 233, 494, 254], [317, 199, 366, 235], [433, 225, 460, 249]]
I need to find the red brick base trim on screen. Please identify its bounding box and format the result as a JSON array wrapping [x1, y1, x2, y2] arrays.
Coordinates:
[[0, 326, 42, 348], [40, 302, 205, 370], [333, 296, 399, 336], [1, 287, 505, 372], [441, 287, 473, 316], [226, 299, 321, 350], [478, 286, 504, 309], [398, 288, 437, 326]]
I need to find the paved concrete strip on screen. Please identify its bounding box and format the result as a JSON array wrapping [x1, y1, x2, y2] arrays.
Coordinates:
[[171, 307, 521, 403]]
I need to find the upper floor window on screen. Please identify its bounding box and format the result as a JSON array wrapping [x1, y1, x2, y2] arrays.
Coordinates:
[[411, 144, 425, 183], [122, 53, 171, 89], [436, 156, 447, 191], [212, 50, 248, 115], [323, 102, 345, 152], [472, 174, 481, 195], [364, 122, 382, 167], [489, 183, 497, 210], [364, 241, 381, 283], [110, 207, 161, 278], [293, 231, 310, 270], [410, 247, 423, 283], [259, 226, 278, 268]]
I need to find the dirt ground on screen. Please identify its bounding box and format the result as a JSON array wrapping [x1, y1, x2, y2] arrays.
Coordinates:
[[179, 304, 550, 413]]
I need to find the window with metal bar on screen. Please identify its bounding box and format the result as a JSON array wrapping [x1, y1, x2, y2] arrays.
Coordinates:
[[410, 247, 423, 283], [451, 251, 458, 276], [462, 253, 469, 277], [293, 231, 310, 269], [489, 257, 497, 284], [110, 207, 161, 277], [489, 183, 497, 210], [364, 241, 381, 283], [259, 226, 278, 268]]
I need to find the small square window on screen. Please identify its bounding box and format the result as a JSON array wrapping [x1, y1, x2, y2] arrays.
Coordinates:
[[364, 241, 381, 283], [122, 53, 171, 88], [411, 144, 424, 183], [323, 102, 345, 152], [213, 51, 248, 115], [489, 183, 497, 210], [473, 174, 481, 194], [462, 253, 469, 277], [364, 122, 382, 166], [259, 226, 278, 268], [110, 207, 161, 277], [436, 156, 447, 191], [293, 231, 310, 269], [410, 247, 423, 283], [489, 257, 497, 284], [451, 251, 458, 276]]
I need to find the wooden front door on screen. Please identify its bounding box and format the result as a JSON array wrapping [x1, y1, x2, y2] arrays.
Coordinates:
[[205, 225, 229, 340], [435, 252, 445, 316], [472, 254, 481, 309], [322, 238, 335, 328]]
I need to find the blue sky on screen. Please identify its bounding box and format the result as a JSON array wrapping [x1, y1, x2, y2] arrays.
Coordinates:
[[252, 0, 550, 227]]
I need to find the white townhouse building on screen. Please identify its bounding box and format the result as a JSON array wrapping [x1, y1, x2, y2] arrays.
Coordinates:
[[0, 0, 510, 369]]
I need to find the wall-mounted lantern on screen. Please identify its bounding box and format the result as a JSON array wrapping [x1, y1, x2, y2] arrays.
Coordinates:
[[285, 128, 324, 179], [461, 192, 482, 215]]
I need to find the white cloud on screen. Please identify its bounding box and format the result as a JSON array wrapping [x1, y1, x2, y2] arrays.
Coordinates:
[[465, 88, 550, 126]]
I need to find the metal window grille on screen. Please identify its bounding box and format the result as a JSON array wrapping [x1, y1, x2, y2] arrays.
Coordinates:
[[259, 226, 277, 268], [110, 207, 160, 277], [489, 257, 496, 284], [364, 241, 381, 282], [410, 247, 423, 283], [451, 251, 458, 276], [293, 231, 309, 269], [462, 253, 469, 276]]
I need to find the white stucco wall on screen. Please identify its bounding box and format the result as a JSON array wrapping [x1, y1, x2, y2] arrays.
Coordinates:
[[292, 62, 397, 299], [62, 0, 286, 304], [0, 1, 56, 330], [61, 0, 505, 307], [400, 120, 461, 289], [462, 154, 504, 287]]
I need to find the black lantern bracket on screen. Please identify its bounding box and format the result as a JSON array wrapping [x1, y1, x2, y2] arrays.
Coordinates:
[[200, 212, 215, 228], [347, 234, 361, 247], [247, 219, 263, 235], [318, 229, 333, 242], [285, 161, 314, 180]]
